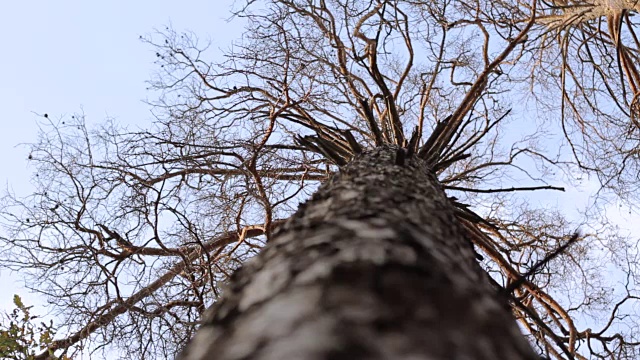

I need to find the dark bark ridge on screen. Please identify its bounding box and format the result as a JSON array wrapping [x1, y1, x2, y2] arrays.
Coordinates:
[[178, 146, 538, 360]]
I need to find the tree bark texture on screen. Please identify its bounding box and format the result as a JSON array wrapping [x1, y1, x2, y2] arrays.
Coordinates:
[[178, 146, 538, 360]]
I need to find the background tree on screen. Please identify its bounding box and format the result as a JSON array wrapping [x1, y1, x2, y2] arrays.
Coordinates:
[[1, 0, 639, 359], [0, 295, 69, 360]]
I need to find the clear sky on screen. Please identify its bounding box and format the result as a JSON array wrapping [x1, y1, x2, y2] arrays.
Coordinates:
[[0, 0, 241, 311]]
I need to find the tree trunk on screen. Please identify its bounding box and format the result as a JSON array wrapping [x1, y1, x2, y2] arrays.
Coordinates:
[[178, 146, 538, 360]]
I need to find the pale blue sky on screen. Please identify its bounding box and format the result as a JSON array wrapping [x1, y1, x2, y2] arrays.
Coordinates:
[[0, 0, 241, 310]]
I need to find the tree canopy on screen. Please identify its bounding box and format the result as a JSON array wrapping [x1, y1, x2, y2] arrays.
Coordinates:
[[0, 295, 67, 360], [1, 0, 640, 359]]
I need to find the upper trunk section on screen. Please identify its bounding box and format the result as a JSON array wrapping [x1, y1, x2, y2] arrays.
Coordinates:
[[179, 146, 538, 360]]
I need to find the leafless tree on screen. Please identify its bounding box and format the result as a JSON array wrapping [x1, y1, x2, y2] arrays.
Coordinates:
[[1, 0, 639, 359]]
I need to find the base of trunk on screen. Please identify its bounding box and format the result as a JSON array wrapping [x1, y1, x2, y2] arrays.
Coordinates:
[[179, 146, 538, 360]]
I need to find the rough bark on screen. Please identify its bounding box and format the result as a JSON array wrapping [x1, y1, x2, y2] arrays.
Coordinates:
[[178, 146, 538, 360]]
